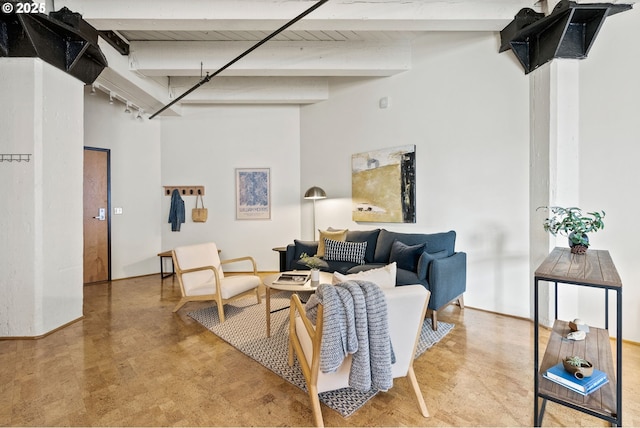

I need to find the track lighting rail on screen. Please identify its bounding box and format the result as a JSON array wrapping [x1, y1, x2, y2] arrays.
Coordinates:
[[89, 83, 147, 120]]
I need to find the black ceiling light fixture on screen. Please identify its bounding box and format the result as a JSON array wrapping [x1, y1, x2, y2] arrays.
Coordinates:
[[149, 0, 329, 119], [499, 0, 632, 74]]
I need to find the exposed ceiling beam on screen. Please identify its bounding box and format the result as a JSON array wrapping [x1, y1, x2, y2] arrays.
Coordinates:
[[56, 0, 541, 32], [169, 76, 329, 104], [129, 40, 411, 77], [95, 39, 179, 116]]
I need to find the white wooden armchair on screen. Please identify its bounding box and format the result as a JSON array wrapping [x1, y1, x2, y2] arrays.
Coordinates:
[[171, 242, 261, 321], [288, 284, 430, 427]]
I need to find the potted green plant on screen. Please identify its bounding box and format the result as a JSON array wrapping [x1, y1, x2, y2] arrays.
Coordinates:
[[299, 252, 324, 281], [538, 206, 605, 254], [563, 355, 594, 379]]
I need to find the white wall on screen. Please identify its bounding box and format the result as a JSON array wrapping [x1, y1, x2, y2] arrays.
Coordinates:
[[84, 94, 302, 277], [78, 10, 640, 342], [160, 105, 302, 271], [579, 6, 640, 340], [301, 32, 531, 319], [84, 89, 162, 279], [0, 59, 83, 336]]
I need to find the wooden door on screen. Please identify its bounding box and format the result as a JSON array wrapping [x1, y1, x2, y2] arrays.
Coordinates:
[[83, 148, 110, 283]]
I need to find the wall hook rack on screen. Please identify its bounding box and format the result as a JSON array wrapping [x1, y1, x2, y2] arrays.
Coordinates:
[[163, 186, 205, 196], [0, 154, 31, 162]]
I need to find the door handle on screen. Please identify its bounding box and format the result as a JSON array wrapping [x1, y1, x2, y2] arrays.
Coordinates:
[[93, 208, 106, 221]]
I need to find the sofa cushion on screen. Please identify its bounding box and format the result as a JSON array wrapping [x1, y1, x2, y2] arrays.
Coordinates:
[[417, 249, 448, 279], [325, 260, 359, 274], [389, 240, 426, 272], [345, 229, 380, 263], [395, 268, 427, 287], [324, 239, 367, 264], [374, 229, 456, 263], [293, 239, 319, 259], [317, 229, 348, 257], [421, 230, 456, 256], [346, 263, 385, 274], [332, 262, 397, 289]]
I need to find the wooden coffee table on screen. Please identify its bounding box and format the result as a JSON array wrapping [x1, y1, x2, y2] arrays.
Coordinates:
[[263, 271, 332, 337]]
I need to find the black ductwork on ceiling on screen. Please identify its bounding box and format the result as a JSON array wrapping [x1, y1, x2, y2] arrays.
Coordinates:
[[500, 0, 632, 74], [0, 4, 107, 84]]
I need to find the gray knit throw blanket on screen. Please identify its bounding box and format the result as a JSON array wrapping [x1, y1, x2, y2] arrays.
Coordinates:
[[305, 280, 395, 392]]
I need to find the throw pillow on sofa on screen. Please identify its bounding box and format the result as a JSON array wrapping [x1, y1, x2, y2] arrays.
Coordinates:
[[317, 229, 347, 257], [389, 240, 426, 272], [324, 239, 367, 264], [332, 262, 397, 288], [417, 249, 448, 279], [293, 239, 319, 259], [345, 229, 380, 263]]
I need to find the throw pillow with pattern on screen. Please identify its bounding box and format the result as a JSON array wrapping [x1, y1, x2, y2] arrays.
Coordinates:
[[324, 239, 367, 264]]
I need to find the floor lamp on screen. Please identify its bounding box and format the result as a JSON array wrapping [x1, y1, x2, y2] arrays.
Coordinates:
[[304, 186, 326, 239]]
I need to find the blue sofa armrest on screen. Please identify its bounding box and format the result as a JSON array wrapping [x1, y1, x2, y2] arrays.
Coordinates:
[[428, 252, 467, 311]]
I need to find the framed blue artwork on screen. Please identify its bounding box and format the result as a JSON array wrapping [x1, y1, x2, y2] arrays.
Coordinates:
[[235, 168, 271, 220]]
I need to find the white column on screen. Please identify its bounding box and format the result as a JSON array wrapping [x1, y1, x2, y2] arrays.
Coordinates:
[[530, 59, 581, 326], [0, 58, 84, 337]]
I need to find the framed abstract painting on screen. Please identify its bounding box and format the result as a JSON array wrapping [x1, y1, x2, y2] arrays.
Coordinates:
[[352, 145, 416, 223]]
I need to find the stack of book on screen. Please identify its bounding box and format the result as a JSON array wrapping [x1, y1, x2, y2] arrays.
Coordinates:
[[273, 273, 310, 285], [543, 362, 608, 395]]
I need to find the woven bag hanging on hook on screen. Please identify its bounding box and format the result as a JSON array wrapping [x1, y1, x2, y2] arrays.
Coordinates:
[[192, 194, 208, 222]]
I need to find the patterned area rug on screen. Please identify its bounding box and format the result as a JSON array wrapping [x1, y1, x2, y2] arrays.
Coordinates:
[[188, 291, 453, 418]]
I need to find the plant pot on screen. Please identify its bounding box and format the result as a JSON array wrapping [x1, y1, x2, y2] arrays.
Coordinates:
[[310, 269, 320, 282], [569, 233, 589, 255], [563, 358, 594, 379]]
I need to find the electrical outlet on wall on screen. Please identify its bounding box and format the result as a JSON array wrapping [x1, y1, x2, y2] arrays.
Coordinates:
[[114, 207, 123, 215]]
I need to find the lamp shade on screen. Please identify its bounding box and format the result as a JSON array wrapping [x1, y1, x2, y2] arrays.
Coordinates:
[[304, 186, 327, 200]]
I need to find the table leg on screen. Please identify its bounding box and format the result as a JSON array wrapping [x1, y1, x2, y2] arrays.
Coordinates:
[[159, 255, 174, 279], [266, 286, 271, 337], [537, 398, 547, 426]]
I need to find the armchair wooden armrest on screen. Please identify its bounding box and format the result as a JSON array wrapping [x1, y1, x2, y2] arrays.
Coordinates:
[[288, 293, 324, 426], [220, 256, 258, 275], [178, 265, 218, 275]]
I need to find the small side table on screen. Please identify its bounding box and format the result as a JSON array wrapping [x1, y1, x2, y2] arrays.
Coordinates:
[[533, 247, 622, 426], [157, 251, 175, 278], [272, 246, 288, 272]]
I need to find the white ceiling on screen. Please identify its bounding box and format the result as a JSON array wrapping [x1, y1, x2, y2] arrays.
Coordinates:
[[57, 0, 550, 117]]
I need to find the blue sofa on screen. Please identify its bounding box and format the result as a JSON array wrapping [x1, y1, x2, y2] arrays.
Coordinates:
[[285, 228, 466, 329]]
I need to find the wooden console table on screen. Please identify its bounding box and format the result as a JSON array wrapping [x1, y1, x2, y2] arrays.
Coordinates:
[[158, 248, 222, 279], [157, 251, 175, 278], [534, 247, 622, 426]]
